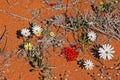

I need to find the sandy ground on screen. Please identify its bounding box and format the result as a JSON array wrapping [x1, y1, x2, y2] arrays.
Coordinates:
[[0, 0, 120, 80]]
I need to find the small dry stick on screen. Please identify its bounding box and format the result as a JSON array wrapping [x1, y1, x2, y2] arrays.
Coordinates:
[[6, 0, 11, 6], [0, 26, 6, 42], [0, 9, 30, 21]]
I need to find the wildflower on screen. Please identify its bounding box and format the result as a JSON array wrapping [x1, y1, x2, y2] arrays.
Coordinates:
[[49, 3, 55, 7], [100, 1, 104, 5], [115, 0, 118, 3], [77, 59, 85, 68], [35, 31, 41, 36], [50, 32, 55, 37], [37, 36, 44, 40], [84, 60, 94, 70], [61, 47, 78, 61], [21, 28, 31, 37], [87, 31, 97, 42], [32, 25, 43, 36], [98, 44, 115, 60], [76, 44, 81, 48], [57, 40, 64, 46], [24, 42, 33, 51]]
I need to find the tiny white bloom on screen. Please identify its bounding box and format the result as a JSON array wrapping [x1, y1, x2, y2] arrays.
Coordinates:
[[87, 31, 97, 42], [32, 25, 43, 35], [84, 60, 94, 70], [21, 28, 31, 37], [98, 44, 115, 60], [88, 22, 94, 25], [57, 40, 64, 46]]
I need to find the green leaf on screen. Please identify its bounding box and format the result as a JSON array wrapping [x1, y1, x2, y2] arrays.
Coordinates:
[[87, 40, 93, 45]]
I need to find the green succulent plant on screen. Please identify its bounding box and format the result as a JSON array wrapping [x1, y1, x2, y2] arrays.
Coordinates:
[[78, 33, 93, 51], [98, 1, 118, 13]]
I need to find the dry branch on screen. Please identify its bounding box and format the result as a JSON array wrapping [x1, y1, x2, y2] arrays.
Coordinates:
[[0, 9, 31, 21]]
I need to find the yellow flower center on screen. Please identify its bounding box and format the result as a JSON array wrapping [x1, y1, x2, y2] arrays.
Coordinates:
[[100, 1, 104, 5], [35, 31, 41, 36], [105, 51, 109, 54], [50, 32, 55, 37], [115, 0, 118, 3], [24, 43, 33, 51]]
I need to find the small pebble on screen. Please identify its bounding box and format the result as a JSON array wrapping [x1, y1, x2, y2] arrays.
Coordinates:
[[2, 71, 5, 73], [66, 74, 69, 77], [75, 69, 78, 71], [116, 73, 119, 76], [54, 76, 57, 79], [68, 71, 70, 73], [110, 67, 113, 68], [97, 74, 100, 76], [115, 67, 119, 69], [100, 76, 103, 79]]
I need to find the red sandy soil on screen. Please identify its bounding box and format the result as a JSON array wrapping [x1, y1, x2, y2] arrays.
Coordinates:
[[0, 0, 120, 80]]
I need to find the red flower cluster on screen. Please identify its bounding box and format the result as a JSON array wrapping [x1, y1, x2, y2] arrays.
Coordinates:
[[76, 44, 81, 48], [62, 47, 78, 61], [36, 35, 44, 40], [49, 3, 55, 7]]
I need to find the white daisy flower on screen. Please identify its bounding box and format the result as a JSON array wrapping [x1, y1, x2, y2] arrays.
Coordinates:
[[98, 44, 115, 60], [87, 31, 97, 42], [21, 28, 31, 37], [84, 60, 94, 70], [32, 25, 43, 36]]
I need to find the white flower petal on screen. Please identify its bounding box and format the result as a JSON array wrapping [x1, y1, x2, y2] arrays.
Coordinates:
[[84, 60, 94, 70], [98, 44, 115, 60], [87, 31, 97, 42], [21, 28, 31, 37], [107, 54, 113, 60], [32, 25, 43, 34], [100, 53, 107, 60], [98, 48, 105, 53]]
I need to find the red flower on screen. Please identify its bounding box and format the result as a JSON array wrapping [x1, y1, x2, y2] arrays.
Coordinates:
[[76, 44, 81, 48], [36, 35, 44, 40], [62, 47, 78, 61], [49, 3, 55, 7]]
